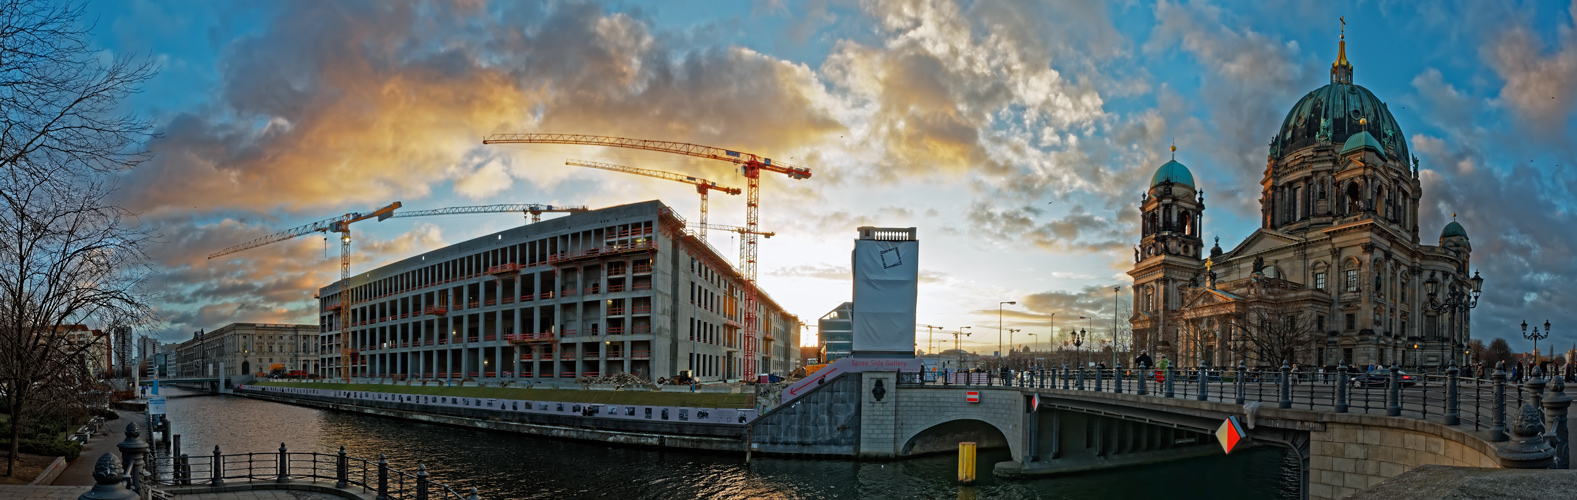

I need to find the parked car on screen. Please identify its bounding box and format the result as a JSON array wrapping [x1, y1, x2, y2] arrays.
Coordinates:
[[1350, 371, 1418, 388]]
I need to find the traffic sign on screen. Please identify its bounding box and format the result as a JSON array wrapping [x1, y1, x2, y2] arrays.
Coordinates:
[[966, 391, 980, 403], [1216, 416, 1247, 454], [1031, 393, 1041, 412], [148, 396, 166, 416]]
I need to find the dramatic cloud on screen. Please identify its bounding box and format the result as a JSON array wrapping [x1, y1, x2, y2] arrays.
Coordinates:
[[1483, 2, 1577, 143], [966, 201, 1129, 254]]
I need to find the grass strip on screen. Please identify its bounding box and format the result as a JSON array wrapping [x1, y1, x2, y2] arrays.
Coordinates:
[[250, 381, 754, 408]]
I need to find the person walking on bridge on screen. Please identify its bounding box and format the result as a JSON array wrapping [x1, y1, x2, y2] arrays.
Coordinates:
[[1135, 350, 1153, 370]]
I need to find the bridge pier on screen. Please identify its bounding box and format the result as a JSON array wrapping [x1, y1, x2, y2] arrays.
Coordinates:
[[998, 406, 1217, 479]]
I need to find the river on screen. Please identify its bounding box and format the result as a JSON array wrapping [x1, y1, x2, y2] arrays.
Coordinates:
[[154, 386, 1300, 499]]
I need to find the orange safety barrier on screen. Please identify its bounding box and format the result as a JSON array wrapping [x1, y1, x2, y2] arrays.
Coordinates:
[[632, 350, 650, 359], [608, 307, 626, 315], [561, 328, 577, 336], [633, 325, 651, 334], [608, 283, 626, 292], [632, 282, 652, 291], [633, 305, 651, 314], [607, 326, 624, 335]]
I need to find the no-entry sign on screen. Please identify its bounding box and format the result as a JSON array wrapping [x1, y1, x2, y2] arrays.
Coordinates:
[[966, 391, 980, 403], [1216, 416, 1247, 454]]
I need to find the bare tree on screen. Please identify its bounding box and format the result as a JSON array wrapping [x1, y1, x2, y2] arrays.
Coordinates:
[[0, 0, 156, 476], [1224, 284, 1319, 368]]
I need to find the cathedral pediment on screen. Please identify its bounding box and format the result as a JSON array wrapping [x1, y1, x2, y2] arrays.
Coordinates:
[[1223, 229, 1304, 260]]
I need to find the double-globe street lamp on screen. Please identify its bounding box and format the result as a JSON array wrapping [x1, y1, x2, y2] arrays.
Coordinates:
[[1424, 270, 1483, 369], [1522, 320, 1551, 368]]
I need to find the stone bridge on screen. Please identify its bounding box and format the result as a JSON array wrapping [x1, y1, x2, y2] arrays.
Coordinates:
[[747, 364, 1568, 500]]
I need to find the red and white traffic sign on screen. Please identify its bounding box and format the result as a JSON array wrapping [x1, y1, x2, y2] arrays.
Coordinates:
[[1216, 416, 1248, 454], [966, 391, 980, 403], [1031, 393, 1041, 412]]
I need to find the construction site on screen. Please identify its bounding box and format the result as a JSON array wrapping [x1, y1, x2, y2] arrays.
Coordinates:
[[208, 135, 811, 384]]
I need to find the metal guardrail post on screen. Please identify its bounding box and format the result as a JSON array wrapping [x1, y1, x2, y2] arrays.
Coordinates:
[[377, 454, 389, 500], [465, 486, 483, 500], [1094, 367, 1103, 392], [336, 445, 348, 489], [116, 423, 147, 495], [415, 464, 429, 500], [1279, 360, 1292, 409], [277, 443, 289, 483], [1387, 364, 1402, 416], [1544, 378, 1571, 469], [1492, 361, 1509, 442], [1446, 364, 1461, 425], [1197, 360, 1209, 402], [1236, 361, 1247, 405], [1076, 366, 1084, 391], [1165, 365, 1175, 398], [1335, 363, 1348, 413], [212, 446, 223, 486], [1115, 363, 1124, 394]]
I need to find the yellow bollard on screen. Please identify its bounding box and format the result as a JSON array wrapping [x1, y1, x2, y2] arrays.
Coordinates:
[[958, 441, 977, 484]]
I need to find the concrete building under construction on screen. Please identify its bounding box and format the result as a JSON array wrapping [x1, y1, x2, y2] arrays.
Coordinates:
[[316, 200, 802, 383]]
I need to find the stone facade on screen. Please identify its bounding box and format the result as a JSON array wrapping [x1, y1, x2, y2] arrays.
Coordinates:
[[1129, 40, 1477, 370]]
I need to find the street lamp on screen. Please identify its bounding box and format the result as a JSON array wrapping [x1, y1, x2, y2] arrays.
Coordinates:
[[999, 301, 1016, 358], [1071, 328, 1088, 369], [1522, 320, 1551, 368], [1425, 270, 1483, 367], [1112, 285, 1122, 369], [1008, 328, 1022, 356], [1027, 333, 1039, 358]]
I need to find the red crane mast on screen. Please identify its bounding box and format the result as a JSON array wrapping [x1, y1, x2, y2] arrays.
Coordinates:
[[483, 134, 810, 379]]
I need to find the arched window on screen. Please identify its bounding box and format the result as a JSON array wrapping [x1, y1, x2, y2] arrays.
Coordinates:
[[1345, 182, 1361, 215], [1181, 210, 1193, 236]]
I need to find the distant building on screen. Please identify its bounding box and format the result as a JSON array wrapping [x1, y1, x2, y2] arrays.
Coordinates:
[[175, 323, 317, 377], [818, 302, 853, 363], [61, 325, 110, 378]]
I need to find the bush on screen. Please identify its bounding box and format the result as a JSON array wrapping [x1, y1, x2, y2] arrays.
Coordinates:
[[17, 438, 82, 461]]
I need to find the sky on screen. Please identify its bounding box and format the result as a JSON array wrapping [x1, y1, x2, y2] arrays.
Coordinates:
[[80, 0, 1577, 356]]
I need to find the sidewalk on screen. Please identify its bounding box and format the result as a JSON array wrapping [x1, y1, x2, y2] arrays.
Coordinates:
[[52, 410, 141, 486]]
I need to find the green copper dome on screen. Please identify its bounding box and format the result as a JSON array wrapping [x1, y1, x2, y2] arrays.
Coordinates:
[[1272, 82, 1408, 161], [1340, 130, 1385, 158], [1441, 221, 1467, 240], [1150, 160, 1195, 188]]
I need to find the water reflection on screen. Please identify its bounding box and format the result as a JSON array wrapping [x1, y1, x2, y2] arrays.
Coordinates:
[[156, 387, 1298, 499]]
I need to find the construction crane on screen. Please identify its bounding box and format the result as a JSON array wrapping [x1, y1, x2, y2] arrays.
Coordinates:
[[389, 203, 589, 223], [564, 159, 740, 241], [689, 222, 773, 266], [207, 201, 403, 381], [484, 134, 810, 378]]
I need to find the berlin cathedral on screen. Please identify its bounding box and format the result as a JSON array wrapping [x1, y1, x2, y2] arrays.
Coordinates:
[[1127, 31, 1479, 370]]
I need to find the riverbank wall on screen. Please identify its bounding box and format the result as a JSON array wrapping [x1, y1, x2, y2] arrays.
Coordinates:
[[237, 385, 750, 452]]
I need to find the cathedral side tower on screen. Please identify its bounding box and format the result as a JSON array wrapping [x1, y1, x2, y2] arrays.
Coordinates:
[[1128, 146, 1206, 354]]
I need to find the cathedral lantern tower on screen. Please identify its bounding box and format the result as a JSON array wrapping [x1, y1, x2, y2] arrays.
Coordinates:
[[1128, 145, 1206, 355]]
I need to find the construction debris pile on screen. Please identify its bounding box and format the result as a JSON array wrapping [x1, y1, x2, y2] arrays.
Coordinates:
[[575, 372, 657, 390]]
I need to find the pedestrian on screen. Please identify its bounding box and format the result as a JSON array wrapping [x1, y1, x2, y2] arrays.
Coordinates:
[[1318, 366, 1326, 384], [1135, 350, 1153, 370]]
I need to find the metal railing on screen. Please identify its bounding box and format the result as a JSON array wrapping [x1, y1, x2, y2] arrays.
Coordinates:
[[150, 443, 479, 500], [901, 361, 1570, 455]]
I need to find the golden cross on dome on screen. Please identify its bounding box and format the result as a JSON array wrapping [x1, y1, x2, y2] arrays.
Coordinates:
[[1171, 140, 1177, 160], [1340, 16, 1345, 39], [1205, 257, 1213, 274]]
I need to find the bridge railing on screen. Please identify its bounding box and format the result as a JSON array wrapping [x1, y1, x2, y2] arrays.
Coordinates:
[[917, 361, 1570, 455], [148, 443, 479, 500]]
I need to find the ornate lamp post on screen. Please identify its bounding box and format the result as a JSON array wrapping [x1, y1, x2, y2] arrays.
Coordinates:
[[1072, 328, 1088, 369], [1425, 270, 1483, 367], [1523, 320, 1551, 368]]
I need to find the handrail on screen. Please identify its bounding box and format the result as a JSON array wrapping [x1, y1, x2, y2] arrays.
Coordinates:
[[148, 445, 476, 500]]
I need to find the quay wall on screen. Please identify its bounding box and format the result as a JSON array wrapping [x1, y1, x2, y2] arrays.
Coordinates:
[[237, 385, 749, 453]]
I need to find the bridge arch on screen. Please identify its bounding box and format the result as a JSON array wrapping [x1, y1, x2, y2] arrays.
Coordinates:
[[901, 418, 1009, 456]]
